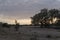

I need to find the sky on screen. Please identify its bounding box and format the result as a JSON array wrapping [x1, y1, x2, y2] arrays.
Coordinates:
[[0, 0, 60, 24]]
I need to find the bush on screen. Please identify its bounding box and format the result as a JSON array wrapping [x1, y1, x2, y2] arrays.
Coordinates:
[[46, 35, 51, 38]]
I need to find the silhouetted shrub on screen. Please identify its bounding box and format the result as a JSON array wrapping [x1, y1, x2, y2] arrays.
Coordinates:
[[15, 23, 19, 31], [2, 23, 10, 28], [55, 26, 60, 29], [46, 35, 51, 38]]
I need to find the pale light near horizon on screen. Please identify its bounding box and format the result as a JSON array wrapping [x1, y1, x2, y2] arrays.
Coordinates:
[[0, 17, 31, 25], [17, 19, 31, 25], [52, 17, 57, 23], [49, 17, 58, 24]]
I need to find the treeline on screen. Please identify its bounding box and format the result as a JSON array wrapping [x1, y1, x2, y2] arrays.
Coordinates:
[[0, 22, 21, 31]]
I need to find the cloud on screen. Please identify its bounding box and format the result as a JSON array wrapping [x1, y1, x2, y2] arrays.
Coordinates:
[[0, 0, 58, 11], [0, 0, 60, 18], [57, 0, 60, 1]]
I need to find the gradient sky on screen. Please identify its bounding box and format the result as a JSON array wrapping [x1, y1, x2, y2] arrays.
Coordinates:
[[0, 0, 60, 24], [0, 0, 60, 18]]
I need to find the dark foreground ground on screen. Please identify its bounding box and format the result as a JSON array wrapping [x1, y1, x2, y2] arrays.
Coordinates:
[[0, 26, 60, 40]]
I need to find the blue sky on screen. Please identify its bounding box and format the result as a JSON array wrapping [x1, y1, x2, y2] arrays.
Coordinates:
[[0, 0, 60, 19]]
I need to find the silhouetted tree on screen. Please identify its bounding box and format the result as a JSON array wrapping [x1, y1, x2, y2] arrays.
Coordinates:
[[31, 8, 48, 26], [49, 9, 59, 17], [31, 8, 60, 28]]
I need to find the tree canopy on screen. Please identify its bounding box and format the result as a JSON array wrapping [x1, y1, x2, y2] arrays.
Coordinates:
[[31, 8, 60, 25]]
